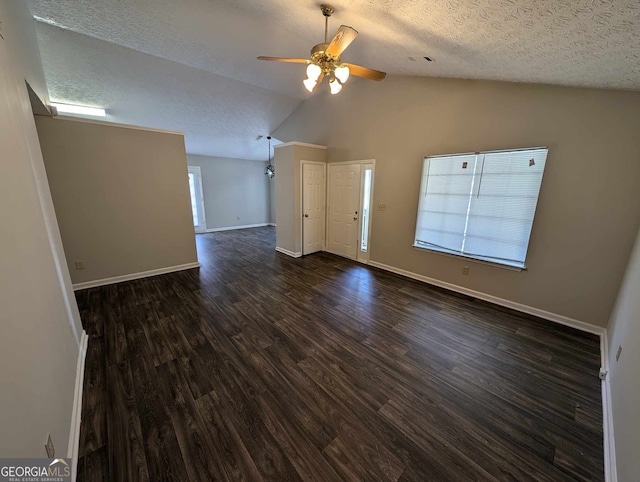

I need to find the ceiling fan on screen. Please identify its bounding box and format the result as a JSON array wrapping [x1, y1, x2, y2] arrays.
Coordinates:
[[257, 4, 386, 94]]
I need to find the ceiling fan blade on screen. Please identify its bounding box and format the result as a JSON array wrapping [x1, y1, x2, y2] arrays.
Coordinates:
[[326, 26, 358, 57], [343, 63, 386, 81], [257, 56, 309, 64]]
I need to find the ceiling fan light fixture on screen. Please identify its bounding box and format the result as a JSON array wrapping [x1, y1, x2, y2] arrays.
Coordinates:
[[306, 63, 322, 81], [303, 77, 318, 92], [329, 77, 342, 95], [265, 136, 275, 178], [334, 65, 350, 83]]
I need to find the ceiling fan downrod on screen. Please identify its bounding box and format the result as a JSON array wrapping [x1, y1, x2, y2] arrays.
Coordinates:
[[321, 4, 334, 44]]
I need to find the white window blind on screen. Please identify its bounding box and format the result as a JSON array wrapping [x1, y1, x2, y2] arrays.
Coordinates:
[[414, 147, 548, 268]]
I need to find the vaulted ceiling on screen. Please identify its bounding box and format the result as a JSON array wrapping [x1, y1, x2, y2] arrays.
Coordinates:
[[29, 0, 640, 160]]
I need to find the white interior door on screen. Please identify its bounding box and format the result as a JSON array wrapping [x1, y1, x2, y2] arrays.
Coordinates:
[[327, 163, 361, 259], [187, 166, 206, 233], [302, 162, 326, 255]]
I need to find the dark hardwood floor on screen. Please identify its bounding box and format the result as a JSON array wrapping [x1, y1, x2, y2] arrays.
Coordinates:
[[75, 226, 604, 481]]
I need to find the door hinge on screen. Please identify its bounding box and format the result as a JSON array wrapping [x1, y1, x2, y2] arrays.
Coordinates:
[[598, 368, 607, 380]]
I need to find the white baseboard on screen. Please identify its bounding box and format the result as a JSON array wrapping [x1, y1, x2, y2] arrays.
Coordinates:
[[267, 223, 276, 227], [68, 331, 88, 482], [204, 223, 269, 233], [367, 260, 605, 336], [72, 262, 200, 290], [275, 246, 302, 258]]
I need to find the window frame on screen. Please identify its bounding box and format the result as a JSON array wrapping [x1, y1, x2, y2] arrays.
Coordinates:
[[413, 147, 548, 270]]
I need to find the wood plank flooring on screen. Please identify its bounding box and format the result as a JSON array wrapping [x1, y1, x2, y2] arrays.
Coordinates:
[[75, 226, 604, 481]]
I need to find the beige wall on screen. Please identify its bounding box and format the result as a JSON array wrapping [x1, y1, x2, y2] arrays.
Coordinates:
[[187, 154, 270, 230], [0, 0, 81, 458], [36, 117, 198, 285], [274, 145, 297, 253], [607, 225, 640, 480], [274, 75, 640, 327], [268, 172, 276, 225], [274, 144, 327, 254]]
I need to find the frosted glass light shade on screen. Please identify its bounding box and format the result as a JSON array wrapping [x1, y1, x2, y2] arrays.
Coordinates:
[[303, 77, 318, 92], [329, 78, 342, 94], [306, 63, 322, 81], [334, 65, 350, 83]]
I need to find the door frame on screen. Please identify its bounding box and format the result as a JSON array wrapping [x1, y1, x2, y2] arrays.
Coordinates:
[[187, 166, 207, 233], [300, 160, 327, 255], [325, 159, 376, 263]]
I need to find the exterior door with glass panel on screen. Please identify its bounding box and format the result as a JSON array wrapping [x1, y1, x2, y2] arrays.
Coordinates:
[[187, 166, 206, 233], [327, 163, 361, 259]]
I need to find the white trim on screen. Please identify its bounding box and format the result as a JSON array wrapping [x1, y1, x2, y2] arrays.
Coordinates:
[[72, 262, 200, 290], [68, 331, 88, 482], [276, 247, 302, 258], [274, 141, 327, 150], [600, 330, 617, 482], [267, 223, 276, 227], [204, 223, 270, 233], [367, 260, 605, 336], [51, 115, 185, 135]]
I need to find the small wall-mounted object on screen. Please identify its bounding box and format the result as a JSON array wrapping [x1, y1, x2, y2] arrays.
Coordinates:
[[75, 261, 85, 270], [462, 162, 468, 169], [45, 434, 55, 458], [377, 203, 387, 211]]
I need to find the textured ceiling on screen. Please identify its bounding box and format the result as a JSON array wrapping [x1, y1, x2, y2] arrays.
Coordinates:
[[34, 22, 298, 160], [28, 0, 640, 158]]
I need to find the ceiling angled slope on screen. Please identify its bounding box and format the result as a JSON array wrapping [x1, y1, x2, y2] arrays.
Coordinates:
[[34, 22, 301, 160]]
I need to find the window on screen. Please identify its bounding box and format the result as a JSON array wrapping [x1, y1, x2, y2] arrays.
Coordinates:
[[361, 168, 373, 252], [414, 147, 548, 269], [187, 166, 206, 233]]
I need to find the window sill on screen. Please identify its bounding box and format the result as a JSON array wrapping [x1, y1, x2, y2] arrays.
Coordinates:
[[412, 244, 525, 272]]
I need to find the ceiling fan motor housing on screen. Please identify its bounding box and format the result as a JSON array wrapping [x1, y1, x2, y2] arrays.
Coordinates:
[[311, 43, 340, 74]]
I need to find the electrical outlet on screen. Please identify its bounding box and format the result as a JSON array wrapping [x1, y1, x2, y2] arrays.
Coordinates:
[[75, 261, 85, 270], [45, 434, 55, 458], [462, 266, 470, 275], [616, 345, 622, 362], [377, 204, 386, 211]]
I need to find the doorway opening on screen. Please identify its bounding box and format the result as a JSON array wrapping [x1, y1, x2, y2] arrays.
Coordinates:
[[326, 160, 375, 263], [187, 166, 206, 233]]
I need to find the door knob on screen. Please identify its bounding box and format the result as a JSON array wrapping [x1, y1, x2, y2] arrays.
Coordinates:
[[304, 214, 309, 218]]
